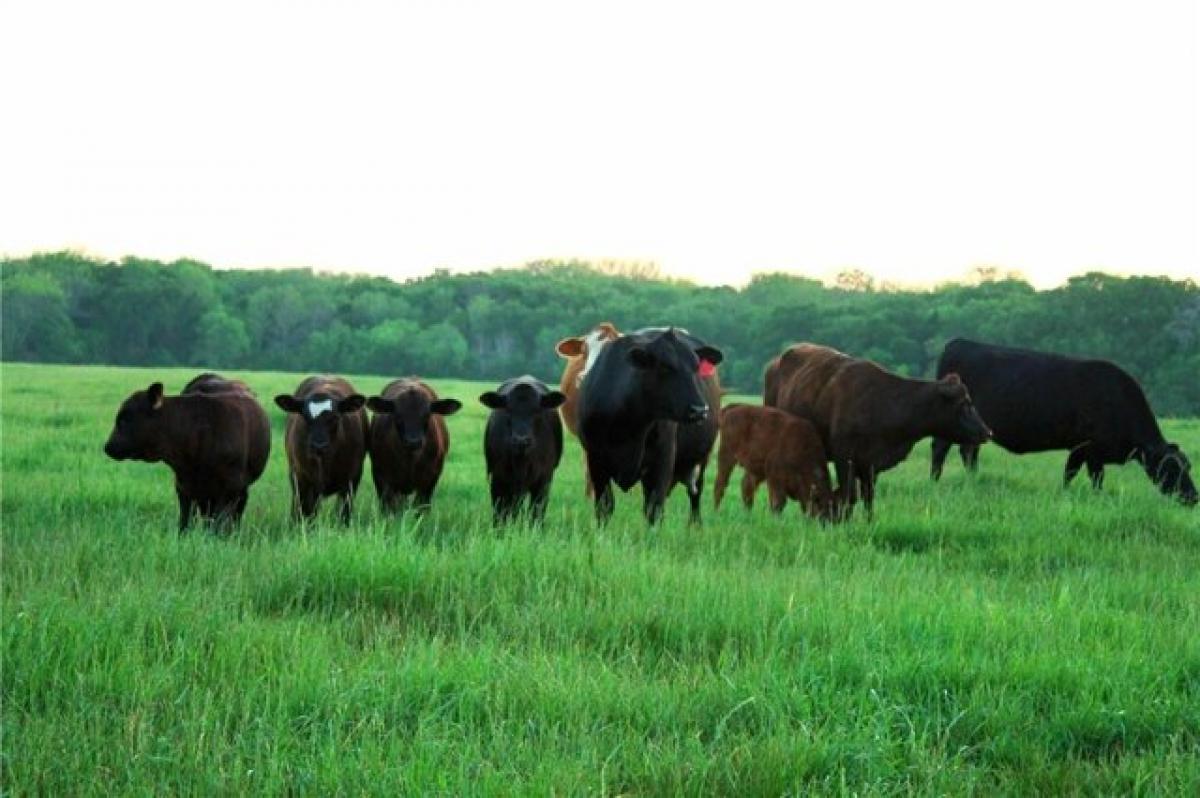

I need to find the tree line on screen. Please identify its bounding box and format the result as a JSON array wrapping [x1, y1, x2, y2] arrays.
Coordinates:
[[3, 252, 1198, 415]]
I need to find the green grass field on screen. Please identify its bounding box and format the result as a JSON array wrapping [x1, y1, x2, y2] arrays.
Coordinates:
[[3, 361, 1199, 795]]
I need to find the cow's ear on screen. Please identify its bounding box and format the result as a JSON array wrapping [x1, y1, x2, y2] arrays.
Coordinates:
[[541, 390, 567, 409], [148, 382, 164, 409], [338, 394, 366, 414], [556, 337, 584, 357], [479, 391, 506, 410], [430, 398, 462, 416], [275, 394, 303, 413], [629, 346, 656, 369], [366, 396, 394, 414], [695, 345, 723, 366], [936, 376, 963, 398]]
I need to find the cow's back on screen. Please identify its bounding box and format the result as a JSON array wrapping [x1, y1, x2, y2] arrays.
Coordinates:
[[178, 391, 271, 484], [936, 339, 1155, 455], [772, 344, 854, 429]]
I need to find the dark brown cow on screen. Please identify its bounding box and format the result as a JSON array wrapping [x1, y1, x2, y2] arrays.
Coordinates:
[[713, 404, 837, 521], [766, 343, 991, 516], [274, 376, 368, 524], [103, 374, 271, 532], [367, 378, 461, 513]]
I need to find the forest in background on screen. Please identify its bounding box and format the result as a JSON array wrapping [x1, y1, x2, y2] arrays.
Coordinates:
[[3, 251, 1197, 414]]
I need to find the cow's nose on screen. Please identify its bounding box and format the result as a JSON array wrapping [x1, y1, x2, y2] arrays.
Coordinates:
[[685, 404, 709, 422], [403, 437, 423, 451], [512, 435, 533, 450], [310, 439, 330, 452]]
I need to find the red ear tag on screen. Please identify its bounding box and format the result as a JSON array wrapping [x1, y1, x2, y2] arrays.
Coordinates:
[[698, 360, 716, 378]]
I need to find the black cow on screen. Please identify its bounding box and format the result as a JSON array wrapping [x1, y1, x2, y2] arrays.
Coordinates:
[[577, 327, 723, 524], [480, 376, 565, 524], [931, 338, 1197, 505]]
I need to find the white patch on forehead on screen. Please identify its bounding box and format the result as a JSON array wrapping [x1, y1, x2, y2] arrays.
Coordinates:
[[307, 398, 334, 417], [577, 328, 616, 386]]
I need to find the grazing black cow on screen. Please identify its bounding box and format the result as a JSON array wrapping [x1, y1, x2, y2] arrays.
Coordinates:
[[103, 374, 271, 532], [576, 327, 724, 524], [274, 376, 368, 524], [931, 338, 1197, 505], [480, 376, 565, 524]]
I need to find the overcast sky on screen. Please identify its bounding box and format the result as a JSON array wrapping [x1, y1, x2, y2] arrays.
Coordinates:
[[2, 0, 1197, 288]]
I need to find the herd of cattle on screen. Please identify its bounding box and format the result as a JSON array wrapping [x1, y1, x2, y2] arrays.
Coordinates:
[[102, 327, 1197, 532]]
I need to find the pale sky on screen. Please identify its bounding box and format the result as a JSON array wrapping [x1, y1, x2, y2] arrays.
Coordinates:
[[2, 0, 1197, 288]]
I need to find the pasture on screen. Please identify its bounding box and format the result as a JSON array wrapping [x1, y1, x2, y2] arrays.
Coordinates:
[[3, 361, 1199, 794]]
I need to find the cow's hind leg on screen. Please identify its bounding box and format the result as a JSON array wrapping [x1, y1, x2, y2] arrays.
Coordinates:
[[1086, 457, 1105, 490], [740, 472, 759, 509], [530, 479, 552, 524], [1064, 445, 1089, 487], [685, 462, 706, 525], [712, 446, 735, 510], [176, 487, 195, 533], [834, 460, 857, 520], [858, 469, 877, 520], [930, 438, 952, 481], [336, 487, 355, 525]]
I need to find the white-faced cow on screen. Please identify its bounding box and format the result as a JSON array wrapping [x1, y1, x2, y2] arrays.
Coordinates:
[[274, 376, 368, 524], [930, 338, 1197, 506]]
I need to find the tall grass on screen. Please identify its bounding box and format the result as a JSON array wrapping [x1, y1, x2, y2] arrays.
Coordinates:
[[3, 362, 1198, 794]]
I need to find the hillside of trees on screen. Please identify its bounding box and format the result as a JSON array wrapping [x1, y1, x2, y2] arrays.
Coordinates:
[[3, 252, 1198, 415]]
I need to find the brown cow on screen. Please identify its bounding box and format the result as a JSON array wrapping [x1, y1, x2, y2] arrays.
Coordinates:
[[713, 404, 837, 521], [555, 322, 620, 495], [103, 374, 271, 532], [366, 378, 461, 513], [274, 376, 368, 524], [766, 343, 991, 517]]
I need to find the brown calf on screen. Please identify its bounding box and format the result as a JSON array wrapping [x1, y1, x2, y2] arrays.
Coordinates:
[[274, 376, 368, 524], [367, 378, 462, 513], [713, 404, 836, 520], [103, 374, 271, 532], [766, 343, 991, 516]]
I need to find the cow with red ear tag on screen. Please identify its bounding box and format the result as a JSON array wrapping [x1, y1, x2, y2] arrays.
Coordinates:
[[274, 376, 368, 524], [576, 327, 725, 525], [104, 374, 271, 533]]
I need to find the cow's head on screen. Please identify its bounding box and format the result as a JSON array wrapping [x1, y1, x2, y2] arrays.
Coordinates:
[[275, 391, 366, 455], [626, 328, 723, 424], [933, 373, 992, 445], [104, 382, 167, 461], [557, 322, 622, 388], [367, 388, 461, 451], [1142, 442, 1197, 506], [480, 378, 565, 454]]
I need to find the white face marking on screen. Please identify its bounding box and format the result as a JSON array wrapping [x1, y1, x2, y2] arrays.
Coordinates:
[[577, 328, 615, 386], [307, 399, 334, 417]]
